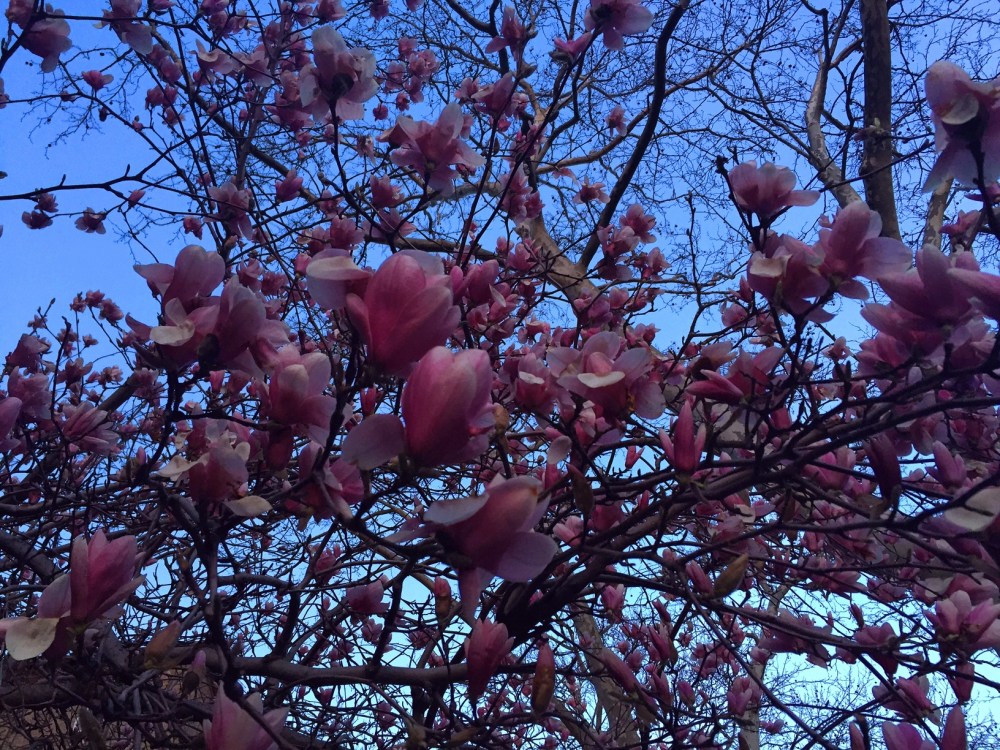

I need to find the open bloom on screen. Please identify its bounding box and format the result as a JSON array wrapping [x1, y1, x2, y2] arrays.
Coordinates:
[[0, 531, 142, 660], [424, 476, 556, 614], [728, 161, 819, 218], [584, 0, 653, 50], [379, 103, 486, 195], [301, 26, 378, 122], [923, 61, 1000, 190]]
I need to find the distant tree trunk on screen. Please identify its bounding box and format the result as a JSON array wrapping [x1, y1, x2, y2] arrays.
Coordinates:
[[860, 0, 901, 240]]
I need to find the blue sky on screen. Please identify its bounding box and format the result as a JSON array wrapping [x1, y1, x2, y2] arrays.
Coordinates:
[[1, 54, 159, 355]]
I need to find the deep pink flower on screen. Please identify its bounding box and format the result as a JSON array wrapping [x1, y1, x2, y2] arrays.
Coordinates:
[[485, 6, 529, 61], [658, 399, 705, 474], [345, 581, 389, 616], [74, 208, 106, 234], [584, 0, 654, 50], [0, 531, 142, 660], [265, 347, 335, 443], [882, 723, 934, 750], [425, 476, 555, 614], [347, 253, 460, 376], [816, 202, 911, 297], [60, 403, 119, 456], [465, 619, 513, 701], [290, 442, 364, 521], [69, 531, 142, 624], [82, 70, 113, 91], [135, 245, 225, 309], [401, 347, 494, 466], [203, 684, 287, 750], [728, 161, 819, 219], [926, 589, 1000, 652]]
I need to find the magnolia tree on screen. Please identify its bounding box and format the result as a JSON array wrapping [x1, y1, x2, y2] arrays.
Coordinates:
[[2, 1, 1000, 749]]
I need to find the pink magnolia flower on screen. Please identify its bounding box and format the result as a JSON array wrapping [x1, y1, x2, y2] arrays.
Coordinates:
[[289, 442, 363, 521], [401, 347, 494, 465], [275, 170, 303, 202], [549, 331, 664, 420], [159, 429, 251, 505], [0, 396, 22, 452], [882, 723, 934, 750], [485, 6, 529, 61], [82, 70, 113, 91], [204, 684, 287, 750], [75, 208, 106, 234], [424, 476, 556, 614], [552, 32, 593, 61], [345, 581, 389, 616], [0, 531, 142, 660], [728, 161, 819, 219], [347, 252, 460, 375], [816, 202, 911, 297], [948, 265, 1000, 320], [15, 6, 72, 72], [658, 399, 706, 474], [746, 234, 830, 321], [574, 178, 610, 204], [60, 403, 119, 456], [925, 589, 1000, 652], [68, 531, 143, 624], [584, 0, 654, 50], [466, 619, 513, 701], [102, 0, 153, 54], [305, 250, 371, 311], [378, 103, 486, 196], [135, 244, 225, 309], [606, 105, 627, 135], [264, 347, 335, 443], [301, 26, 378, 122], [923, 61, 1000, 190], [727, 676, 761, 717], [208, 181, 253, 239]]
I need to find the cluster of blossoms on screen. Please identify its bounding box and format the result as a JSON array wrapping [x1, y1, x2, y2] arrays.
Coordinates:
[[4, 0, 1000, 746]]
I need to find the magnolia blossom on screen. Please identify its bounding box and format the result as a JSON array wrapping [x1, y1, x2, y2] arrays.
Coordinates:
[[401, 346, 494, 466], [728, 161, 819, 218], [424, 476, 556, 614], [14, 5, 72, 72], [346, 252, 460, 375], [379, 103, 486, 195], [0, 532, 142, 660], [203, 684, 287, 750], [923, 61, 1000, 189], [301, 27, 378, 122], [584, 0, 653, 50], [465, 619, 513, 701]]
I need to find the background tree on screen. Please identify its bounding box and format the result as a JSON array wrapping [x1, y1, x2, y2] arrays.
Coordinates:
[[2, 1, 1000, 749]]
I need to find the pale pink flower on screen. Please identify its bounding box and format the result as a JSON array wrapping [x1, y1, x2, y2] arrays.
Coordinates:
[[425, 476, 555, 614], [728, 161, 819, 219], [379, 103, 486, 195], [923, 61, 1000, 190]]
